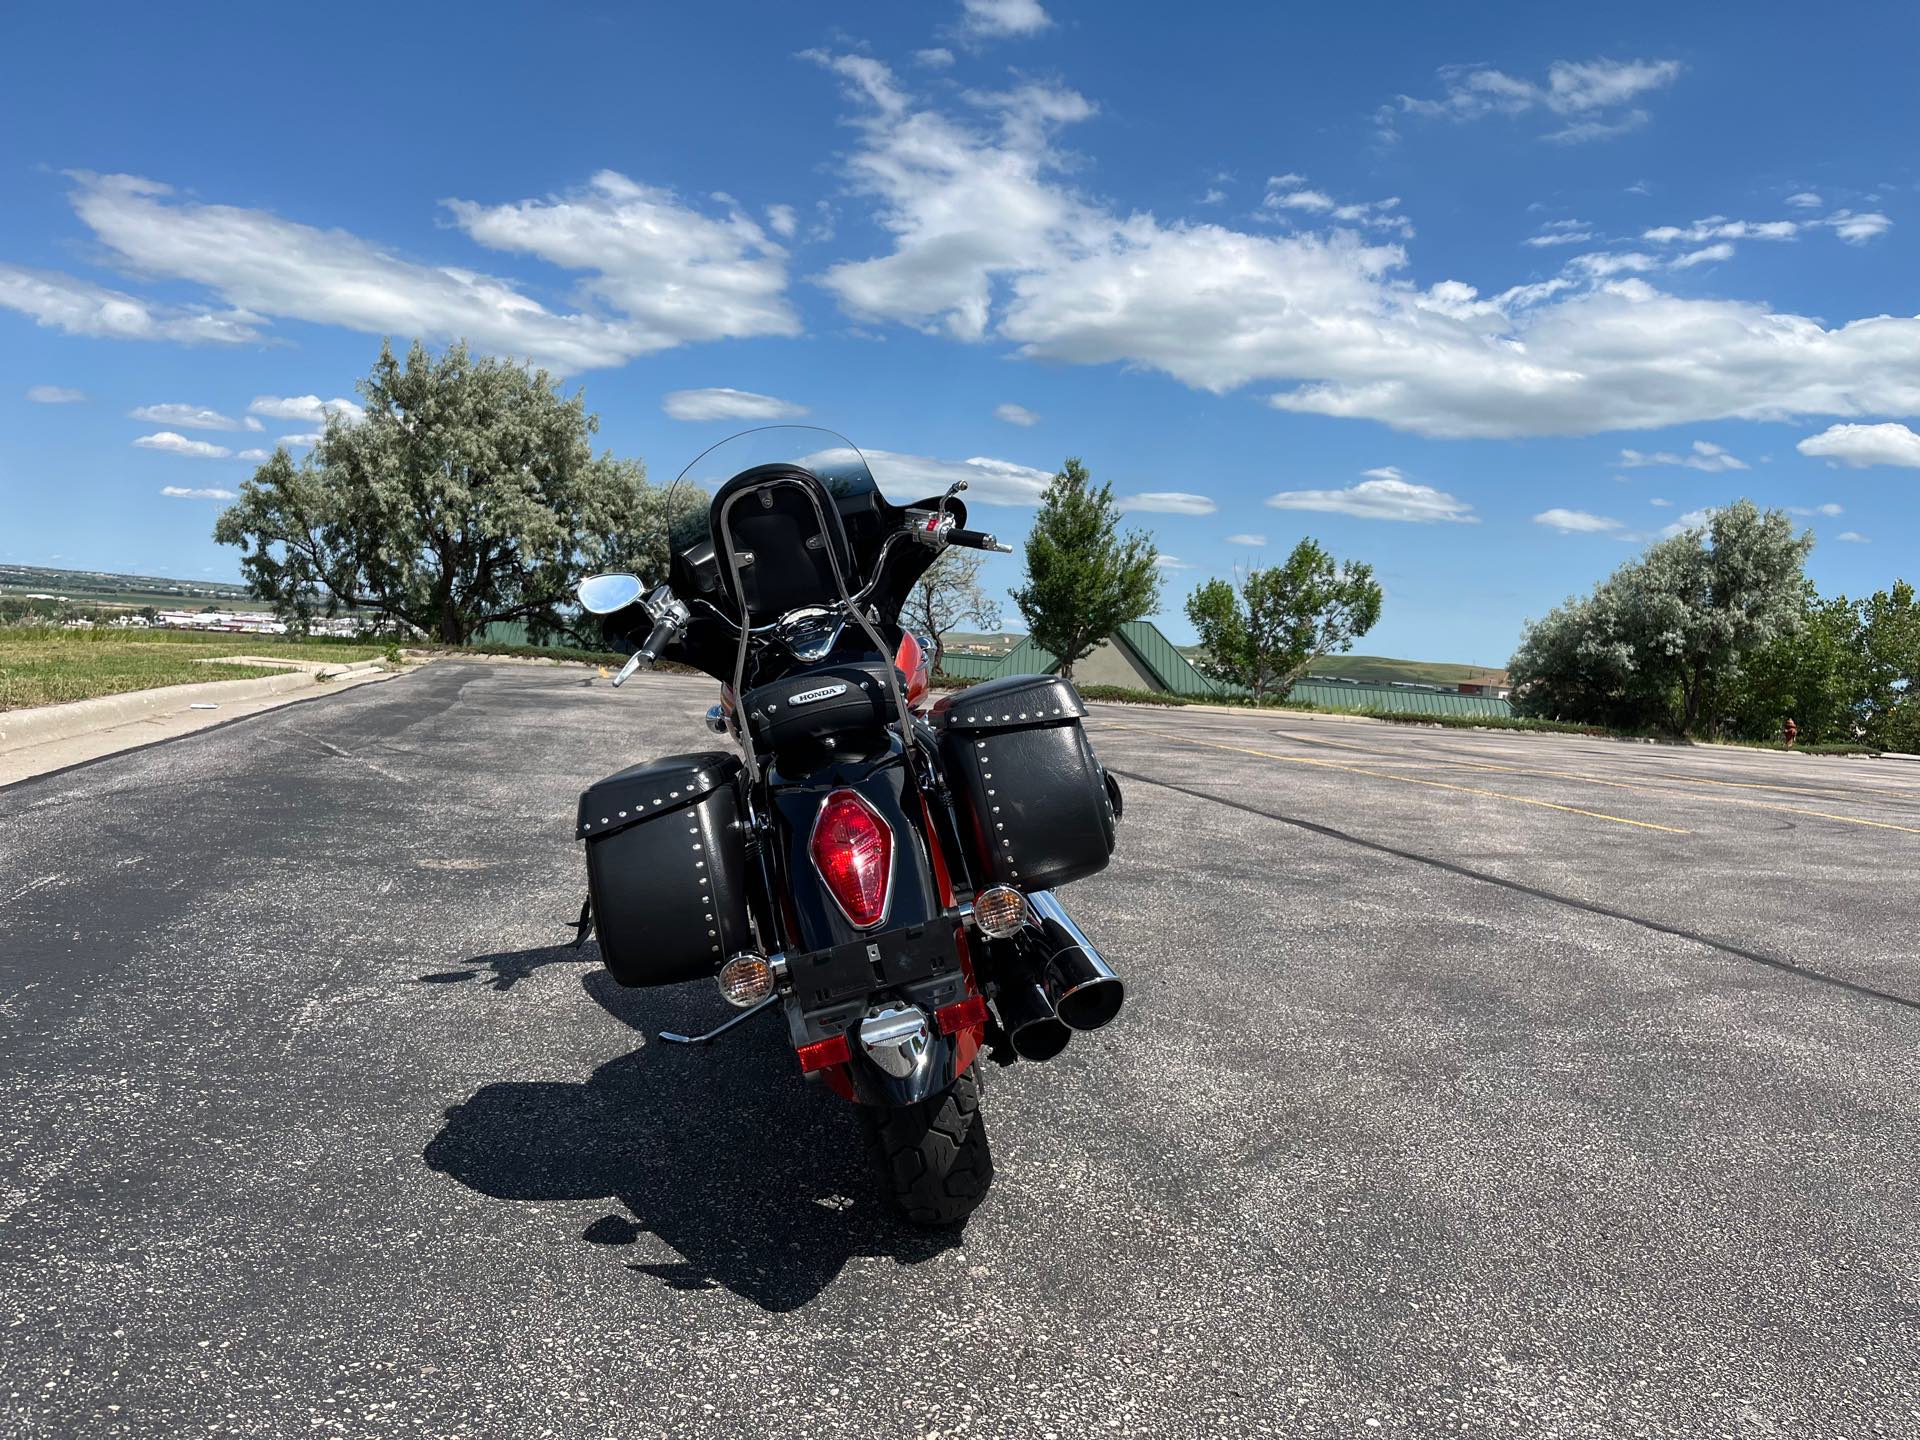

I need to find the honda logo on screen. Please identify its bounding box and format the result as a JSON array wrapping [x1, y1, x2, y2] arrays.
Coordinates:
[[789, 682, 849, 706]]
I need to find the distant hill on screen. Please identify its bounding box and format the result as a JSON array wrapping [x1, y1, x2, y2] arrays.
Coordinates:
[[1170, 646, 1502, 687], [0, 564, 267, 613], [1293, 653, 1507, 687]]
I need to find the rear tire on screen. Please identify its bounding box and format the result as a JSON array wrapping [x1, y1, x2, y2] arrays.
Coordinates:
[[860, 1063, 994, 1226]]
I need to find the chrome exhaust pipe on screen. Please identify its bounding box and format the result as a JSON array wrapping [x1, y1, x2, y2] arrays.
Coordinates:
[[1026, 890, 1125, 1032], [990, 966, 1072, 1062]]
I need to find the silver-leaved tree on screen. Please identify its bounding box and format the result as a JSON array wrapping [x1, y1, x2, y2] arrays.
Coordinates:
[[215, 340, 660, 644]]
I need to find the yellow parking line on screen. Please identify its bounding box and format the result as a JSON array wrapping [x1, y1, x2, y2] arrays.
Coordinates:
[[1251, 730, 1920, 837], [1105, 725, 1692, 835]]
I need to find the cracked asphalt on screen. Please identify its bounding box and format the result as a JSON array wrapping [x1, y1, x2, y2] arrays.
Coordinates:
[[2, 662, 1915, 1438]]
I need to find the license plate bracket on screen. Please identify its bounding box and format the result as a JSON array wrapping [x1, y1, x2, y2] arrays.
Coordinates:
[[788, 922, 960, 1011]]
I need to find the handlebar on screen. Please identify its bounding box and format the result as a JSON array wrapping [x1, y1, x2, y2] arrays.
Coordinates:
[[949, 527, 1013, 553], [637, 614, 679, 667]]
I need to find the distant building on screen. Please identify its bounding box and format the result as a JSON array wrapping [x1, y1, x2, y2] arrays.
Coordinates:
[[1457, 673, 1513, 699]]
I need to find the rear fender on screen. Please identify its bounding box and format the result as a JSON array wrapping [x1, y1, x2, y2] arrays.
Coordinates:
[[767, 736, 978, 1103]]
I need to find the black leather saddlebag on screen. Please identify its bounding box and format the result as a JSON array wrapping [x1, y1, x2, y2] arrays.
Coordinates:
[[576, 752, 754, 986], [741, 662, 896, 752], [935, 674, 1116, 891]]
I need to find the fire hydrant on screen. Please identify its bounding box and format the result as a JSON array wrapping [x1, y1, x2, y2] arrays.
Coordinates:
[[1782, 717, 1798, 747]]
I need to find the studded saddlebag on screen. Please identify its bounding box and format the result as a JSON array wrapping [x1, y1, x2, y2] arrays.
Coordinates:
[[935, 675, 1117, 892], [576, 752, 755, 986]]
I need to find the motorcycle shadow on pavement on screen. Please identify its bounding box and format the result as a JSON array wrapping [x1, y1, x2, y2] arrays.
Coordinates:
[[420, 946, 959, 1313]]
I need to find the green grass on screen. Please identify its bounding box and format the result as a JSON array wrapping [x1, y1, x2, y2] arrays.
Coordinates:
[[0, 627, 384, 711]]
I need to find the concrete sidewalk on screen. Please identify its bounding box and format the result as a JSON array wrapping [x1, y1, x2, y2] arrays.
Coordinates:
[[0, 661, 400, 787]]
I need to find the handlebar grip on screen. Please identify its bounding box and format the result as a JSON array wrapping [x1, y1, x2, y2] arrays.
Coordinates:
[[636, 616, 678, 667], [948, 527, 998, 550]]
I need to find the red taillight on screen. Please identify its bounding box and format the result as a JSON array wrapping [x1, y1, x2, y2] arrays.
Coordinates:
[[809, 789, 893, 929], [936, 993, 988, 1036]]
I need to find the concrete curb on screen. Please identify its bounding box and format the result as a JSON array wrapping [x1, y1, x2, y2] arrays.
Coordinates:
[[0, 663, 384, 753]]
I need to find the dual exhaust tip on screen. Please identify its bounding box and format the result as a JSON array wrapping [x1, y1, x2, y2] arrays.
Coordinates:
[[984, 889, 1125, 1063]]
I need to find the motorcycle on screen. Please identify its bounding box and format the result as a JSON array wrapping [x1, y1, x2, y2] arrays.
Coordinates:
[[571, 427, 1125, 1225]]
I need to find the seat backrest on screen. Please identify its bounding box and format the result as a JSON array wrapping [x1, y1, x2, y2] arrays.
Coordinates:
[[711, 468, 859, 628]]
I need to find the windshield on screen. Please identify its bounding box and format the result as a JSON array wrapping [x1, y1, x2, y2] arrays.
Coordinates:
[[664, 425, 882, 554]]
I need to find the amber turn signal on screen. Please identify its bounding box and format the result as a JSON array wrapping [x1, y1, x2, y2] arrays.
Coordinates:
[[972, 884, 1027, 940], [717, 953, 774, 1008]]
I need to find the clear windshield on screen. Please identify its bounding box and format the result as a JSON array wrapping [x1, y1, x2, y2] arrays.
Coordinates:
[[664, 425, 882, 554]]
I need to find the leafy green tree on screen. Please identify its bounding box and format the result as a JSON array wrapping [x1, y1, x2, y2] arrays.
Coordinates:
[[907, 548, 1003, 673], [1511, 500, 1812, 735], [1720, 586, 1867, 744], [214, 340, 656, 644], [1858, 580, 1920, 751], [1186, 539, 1383, 702], [1009, 458, 1160, 679]]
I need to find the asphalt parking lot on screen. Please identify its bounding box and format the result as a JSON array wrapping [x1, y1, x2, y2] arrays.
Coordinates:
[[2, 663, 1916, 1439]]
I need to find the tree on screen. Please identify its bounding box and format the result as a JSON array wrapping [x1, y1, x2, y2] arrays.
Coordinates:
[[1720, 586, 1867, 744], [1511, 500, 1812, 735], [1858, 580, 1920, 751], [1009, 458, 1160, 679], [906, 548, 1002, 672], [214, 340, 656, 645], [1185, 539, 1383, 702]]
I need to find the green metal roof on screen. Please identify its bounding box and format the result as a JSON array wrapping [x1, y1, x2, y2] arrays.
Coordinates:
[[937, 620, 1512, 718]]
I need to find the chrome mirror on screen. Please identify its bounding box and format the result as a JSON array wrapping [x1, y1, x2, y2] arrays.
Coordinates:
[[577, 573, 644, 615]]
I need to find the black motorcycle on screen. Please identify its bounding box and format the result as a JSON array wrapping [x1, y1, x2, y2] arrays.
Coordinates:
[[573, 427, 1124, 1225]]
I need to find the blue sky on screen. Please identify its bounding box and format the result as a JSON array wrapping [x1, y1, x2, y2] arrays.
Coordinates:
[[3, 0, 1917, 665]]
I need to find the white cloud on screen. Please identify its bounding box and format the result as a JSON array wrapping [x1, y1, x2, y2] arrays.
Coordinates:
[[129, 402, 247, 431], [994, 402, 1040, 426], [444, 170, 799, 355], [914, 48, 956, 69], [1618, 440, 1748, 472], [26, 384, 86, 403], [1121, 491, 1216, 515], [1266, 474, 1476, 523], [1199, 188, 1227, 206], [1263, 176, 1411, 236], [1671, 242, 1734, 270], [249, 394, 366, 425], [1826, 210, 1891, 245], [1796, 422, 1920, 468], [1525, 225, 1593, 247], [235, 448, 270, 462], [45, 171, 794, 373], [661, 387, 808, 421], [1272, 188, 1333, 213], [1225, 533, 1267, 546], [808, 54, 1920, 440], [1153, 555, 1197, 570], [1643, 217, 1800, 244], [1834, 531, 1869, 543], [134, 431, 232, 459], [160, 485, 237, 499], [1786, 503, 1844, 517], [1785, 192, 1824, 210], [1649, 497, 1673, 507], [278, 432, 322, 448], [958, 0, 1051, 38], [858, 448, 1054, 505], [1568, 250, 1658, 278], [0, 260, 262, 345], [765, 204, 798, 239], [1534, 507, 1625, 535], [1394, 58, 1681, 143]]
